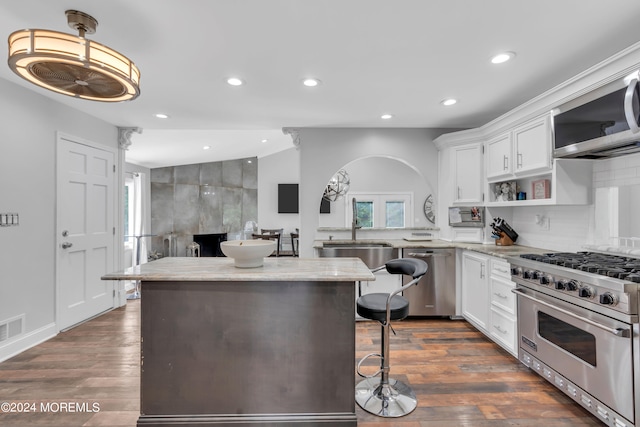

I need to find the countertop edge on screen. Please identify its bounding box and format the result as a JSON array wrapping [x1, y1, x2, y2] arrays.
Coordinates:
[[313, 239, 549, 260], [102, 257, 376, 282]]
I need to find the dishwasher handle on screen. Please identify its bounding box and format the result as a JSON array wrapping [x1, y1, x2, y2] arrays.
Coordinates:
[[408, 252, 451, 258]]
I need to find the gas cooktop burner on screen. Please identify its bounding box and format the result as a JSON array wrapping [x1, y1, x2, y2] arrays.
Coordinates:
[[520, 252, 640, 282]]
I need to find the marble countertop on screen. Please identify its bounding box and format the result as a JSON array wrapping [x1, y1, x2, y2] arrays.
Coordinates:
[[313, 239, 549, 260], [102, 256, 375, 282]]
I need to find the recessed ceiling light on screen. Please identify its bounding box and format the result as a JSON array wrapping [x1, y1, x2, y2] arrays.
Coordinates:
[[441, 99, 457, 106], [381, 114, 393, 120], [155, 113, 169, 119], [203, 146, 211, 150], [261, 139, 268, 143], [302, 78, 321, 87], [491, 52, 516, 64], [247, 160, 252, 164], [227, 77, 244, 86]]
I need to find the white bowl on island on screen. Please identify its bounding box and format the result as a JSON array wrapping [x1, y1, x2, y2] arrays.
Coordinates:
[[220, 240, 276, 268]]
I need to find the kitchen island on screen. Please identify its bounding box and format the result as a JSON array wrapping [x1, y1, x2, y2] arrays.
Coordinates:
[[102, 257, 374, 427]]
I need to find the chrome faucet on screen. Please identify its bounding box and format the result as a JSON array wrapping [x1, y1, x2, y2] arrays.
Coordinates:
[[351, 197, 361, 240]]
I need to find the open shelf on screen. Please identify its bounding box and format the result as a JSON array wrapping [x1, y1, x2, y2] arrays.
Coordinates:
[[485, 159, 592, 207]]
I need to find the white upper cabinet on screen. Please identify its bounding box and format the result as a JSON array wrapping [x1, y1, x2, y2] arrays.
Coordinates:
[[513, 114, 552, 176], [485, 132, 513, 181], [486, 114, 552, 182], [453, 143, 483, 204]]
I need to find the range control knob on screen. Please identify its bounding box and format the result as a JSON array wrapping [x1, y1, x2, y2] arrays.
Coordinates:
[[511, 267, 522, 276], [578, 287, 594, 298], [523, 270, 534, 279], [599, 292, 618, 306], [555, 280, 567, 290], [532, 271, 541, 280], [539, 275, 553, 286], [566, 280, 579, 291]]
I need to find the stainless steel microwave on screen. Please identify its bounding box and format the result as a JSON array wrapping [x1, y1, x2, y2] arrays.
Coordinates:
[[553, 72, 640, 159]]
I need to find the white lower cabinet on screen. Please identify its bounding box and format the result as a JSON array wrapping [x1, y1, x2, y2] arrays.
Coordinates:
[[462, 251, 518, 357], [461, 251, 489, 331], [488, 258, 518, 356]]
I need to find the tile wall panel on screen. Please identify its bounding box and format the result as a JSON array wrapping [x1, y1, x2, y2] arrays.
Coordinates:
[[150, 157, 258, 257]]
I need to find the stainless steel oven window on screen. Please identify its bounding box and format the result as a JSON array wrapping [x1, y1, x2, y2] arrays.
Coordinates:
[[538, 311, 597, 366]]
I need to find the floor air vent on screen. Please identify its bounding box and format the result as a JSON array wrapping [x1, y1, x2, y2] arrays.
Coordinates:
[[0, 316, 24, 342]]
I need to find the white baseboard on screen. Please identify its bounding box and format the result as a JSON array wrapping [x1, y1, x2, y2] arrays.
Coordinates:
[[0, 322, 57, 363]]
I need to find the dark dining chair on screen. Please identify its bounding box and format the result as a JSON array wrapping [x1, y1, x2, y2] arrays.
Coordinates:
[[290, 231, 299, 257], [260, 228, 283, 256], [252, 232, 280, 257]]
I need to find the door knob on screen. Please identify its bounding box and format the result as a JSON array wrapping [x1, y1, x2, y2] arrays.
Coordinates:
[[61, 242, 73, 249]]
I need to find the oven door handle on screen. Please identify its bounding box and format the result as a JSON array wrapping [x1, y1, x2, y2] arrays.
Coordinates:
[[512, 288, 631, 338]]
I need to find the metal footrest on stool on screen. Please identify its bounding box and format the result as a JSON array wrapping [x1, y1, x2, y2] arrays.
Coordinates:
[[355, 376, 417, 417]]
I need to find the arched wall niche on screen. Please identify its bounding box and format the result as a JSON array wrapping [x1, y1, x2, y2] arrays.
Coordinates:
[[318, 155, 434, 229], [295, 127, 446, 257]]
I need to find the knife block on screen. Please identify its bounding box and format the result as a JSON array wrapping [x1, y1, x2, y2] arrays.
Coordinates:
[[495, 232, 514, 246]]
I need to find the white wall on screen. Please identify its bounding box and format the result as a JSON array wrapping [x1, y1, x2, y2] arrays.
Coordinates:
[[318, 156, 434, 229], [257, 147, 301, 252], [297, 128, 447, 257], [0, 78, 119, 361]]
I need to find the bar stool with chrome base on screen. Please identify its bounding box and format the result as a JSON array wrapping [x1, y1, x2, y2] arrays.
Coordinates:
[[355, 257, 428, 417]]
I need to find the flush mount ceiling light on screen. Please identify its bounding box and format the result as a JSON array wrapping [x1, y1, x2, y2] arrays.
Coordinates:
[[381, 113, 394, 120], [302, 78, 321, 87], [154, 113, 169, 119], [227, 77, 243, 86], [7, 10, 140, 102], [491, 51, 516, 64], [441, 98, 457, 106]]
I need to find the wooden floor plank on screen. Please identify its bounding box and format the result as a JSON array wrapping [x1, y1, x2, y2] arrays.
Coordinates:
[[0, 301, 603, 426]]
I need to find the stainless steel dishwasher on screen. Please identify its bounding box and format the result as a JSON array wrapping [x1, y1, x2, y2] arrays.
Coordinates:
[[402, 248, 456, 316]]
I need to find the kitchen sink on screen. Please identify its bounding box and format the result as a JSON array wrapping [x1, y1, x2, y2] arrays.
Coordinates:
[[317, 242, 397, 269], [321, 242, 392, 248]]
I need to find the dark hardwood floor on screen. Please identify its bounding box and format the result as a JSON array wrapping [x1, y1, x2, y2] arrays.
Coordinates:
[[0, 300, 601, 426]]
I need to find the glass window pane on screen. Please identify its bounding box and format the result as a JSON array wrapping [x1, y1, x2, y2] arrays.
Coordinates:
[[356, 201, 374, 228], [386, 201, 405, 228]]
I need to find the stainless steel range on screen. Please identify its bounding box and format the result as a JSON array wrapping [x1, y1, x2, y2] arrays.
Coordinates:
[[509, 252, 640, 427]]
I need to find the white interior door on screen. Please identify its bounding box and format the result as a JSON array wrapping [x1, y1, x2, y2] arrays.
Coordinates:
[[56, 134, 115, 331]]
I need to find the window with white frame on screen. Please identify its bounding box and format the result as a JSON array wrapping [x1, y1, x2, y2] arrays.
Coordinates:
[[347, 192, 412, 228]]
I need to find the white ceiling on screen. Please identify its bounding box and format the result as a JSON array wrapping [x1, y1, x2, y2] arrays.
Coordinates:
[[3, 1, 640, 168]]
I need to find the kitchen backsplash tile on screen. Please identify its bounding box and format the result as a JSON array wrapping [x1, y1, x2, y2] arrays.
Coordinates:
[[511, 152, 640, 253]]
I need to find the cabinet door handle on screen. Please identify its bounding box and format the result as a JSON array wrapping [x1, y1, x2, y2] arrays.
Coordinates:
[[493, 292, 508, 299], [480, 263, 485, 279], [503, 155, 508, 170], [517, 152, 523, 169], [493, 325, 507, 334], [457, 186, 461, 199]]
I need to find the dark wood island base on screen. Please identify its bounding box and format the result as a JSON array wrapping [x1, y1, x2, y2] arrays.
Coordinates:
[[102, 257, 374, 427]]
